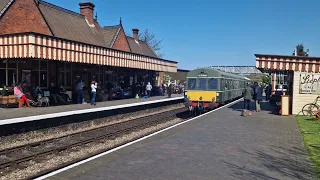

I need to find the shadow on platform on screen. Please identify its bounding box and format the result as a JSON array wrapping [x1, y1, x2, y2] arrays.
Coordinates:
[[222, 145, 313, 180], [228, 100, 274, 114]]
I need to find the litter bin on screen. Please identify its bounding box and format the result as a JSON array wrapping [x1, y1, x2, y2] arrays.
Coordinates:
[[281, 95, 290, 116]]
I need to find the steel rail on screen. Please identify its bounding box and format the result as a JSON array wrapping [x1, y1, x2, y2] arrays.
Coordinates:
[[0, 107, 188, 172]]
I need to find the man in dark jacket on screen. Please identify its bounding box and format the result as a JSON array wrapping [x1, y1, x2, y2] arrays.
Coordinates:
[[243, 83, 254, 110], [265, 83, 272, 101], [254, 82, 263, 112], [167, 83, 172, 98]]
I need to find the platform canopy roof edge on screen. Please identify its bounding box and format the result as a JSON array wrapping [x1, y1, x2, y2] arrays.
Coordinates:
[[0, 32, 178, 73], [255, 54, 320, 73]]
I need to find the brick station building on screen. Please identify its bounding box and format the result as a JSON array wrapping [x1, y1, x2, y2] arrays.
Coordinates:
[[0, 0, 177, 99], [256, 54, 320, 114]]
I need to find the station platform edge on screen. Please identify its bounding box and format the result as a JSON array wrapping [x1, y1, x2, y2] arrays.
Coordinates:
[[0, 95, 184, 126]]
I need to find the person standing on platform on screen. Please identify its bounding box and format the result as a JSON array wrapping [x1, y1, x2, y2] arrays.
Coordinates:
[[243, 82, 253, 111], [91, 80, 97, 105], [179, 83, 183, 94], [162, 83, 166, 96], [254, 82, 263, 112], [265, 83, 272, 101], [167, 83, 172, 98], [146, 82, 152, 98], [76, 79, 85, 104]]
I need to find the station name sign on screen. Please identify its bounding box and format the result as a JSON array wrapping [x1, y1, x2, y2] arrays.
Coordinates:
[[300, 73, 320, 94]]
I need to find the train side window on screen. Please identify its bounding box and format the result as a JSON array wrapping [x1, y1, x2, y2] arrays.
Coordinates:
[[208, 78, 218, 90], [225, 79, 230, 90], [187, 78, 196, 90], [221, 79, 226, 90], [235, 80, 239, 89], [197, 78, 207, 90]]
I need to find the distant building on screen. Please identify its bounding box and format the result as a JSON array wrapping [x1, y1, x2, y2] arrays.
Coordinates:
[[160, 69, 190, 85], [255, 53, 320, 114]]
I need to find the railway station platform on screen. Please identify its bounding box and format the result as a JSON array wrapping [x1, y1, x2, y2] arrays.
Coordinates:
[[0, 95, 183, 126], [45, 100, 314, 180]]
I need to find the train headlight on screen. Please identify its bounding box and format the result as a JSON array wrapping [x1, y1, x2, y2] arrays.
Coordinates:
[[199, 96, 202, 100], [184, 91, 188, 96], [216, 93, 219, 96]]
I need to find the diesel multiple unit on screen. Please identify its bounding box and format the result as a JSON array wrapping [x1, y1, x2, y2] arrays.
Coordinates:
[[184, 68, 250, 115]]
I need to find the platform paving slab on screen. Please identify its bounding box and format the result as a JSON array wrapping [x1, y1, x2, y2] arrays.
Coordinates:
[[0, 94, 182, 121], [46, 101, 314, 180]]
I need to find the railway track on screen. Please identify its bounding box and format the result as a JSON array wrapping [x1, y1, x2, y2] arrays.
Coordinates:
[[0, 107, 189, 179]]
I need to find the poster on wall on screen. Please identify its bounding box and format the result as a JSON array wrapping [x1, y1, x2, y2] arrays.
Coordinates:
[[21, 70, 31, 87], [300, 73, 320, 94]]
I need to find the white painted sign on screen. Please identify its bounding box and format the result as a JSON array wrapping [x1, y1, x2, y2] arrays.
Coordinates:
[[300, 73, 320, 94]]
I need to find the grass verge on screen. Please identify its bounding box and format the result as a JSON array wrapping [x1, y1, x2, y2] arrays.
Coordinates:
[[296, 115, 320, 179]]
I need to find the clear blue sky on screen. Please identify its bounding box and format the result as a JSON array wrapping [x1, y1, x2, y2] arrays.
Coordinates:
[[47, 0, 320, 70]]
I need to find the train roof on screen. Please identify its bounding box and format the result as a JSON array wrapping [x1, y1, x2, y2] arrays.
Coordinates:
[[186, 67, 249, 80]]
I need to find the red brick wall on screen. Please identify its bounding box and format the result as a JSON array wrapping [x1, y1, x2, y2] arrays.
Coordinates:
[[0, 0, 52, 35], [112, 28, 130, 52]]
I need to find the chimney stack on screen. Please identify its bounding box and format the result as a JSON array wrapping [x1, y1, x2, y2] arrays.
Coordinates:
[[132, 28, 139, 41], [79, 2, 95, 25]]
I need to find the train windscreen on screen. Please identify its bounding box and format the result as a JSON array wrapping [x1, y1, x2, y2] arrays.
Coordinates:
[[208, 78, 218, 90], [187, 78, 196, 90], [197, 78, 207, 90]]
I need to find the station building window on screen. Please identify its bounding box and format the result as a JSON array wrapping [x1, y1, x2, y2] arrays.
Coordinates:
[[0, 59, 18, 87], [0, 60, 6, 86], [95, 65, 104, 85], [59, 62, 72, 88], [274, 73, 288, 90], [32, 60, 48, 88]]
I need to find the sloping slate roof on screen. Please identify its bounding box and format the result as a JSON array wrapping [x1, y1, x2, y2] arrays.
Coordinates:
[[127, 37, 158, 58], [100, 25, 120, 47], [2, 0, 161, 58], [0, 0, 11, 17], [38, 1, 106, 47]]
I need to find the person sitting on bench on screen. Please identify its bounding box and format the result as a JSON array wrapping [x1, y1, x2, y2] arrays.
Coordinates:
[[14, 83, 31, 107], [49, 82, 66, 105]]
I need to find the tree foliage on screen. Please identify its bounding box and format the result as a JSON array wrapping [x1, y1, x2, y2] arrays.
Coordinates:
[[262, 75, 271, 84], [293, 44, 309, 56], [245, 74, 266, 83], [138, 29, 164, 58]]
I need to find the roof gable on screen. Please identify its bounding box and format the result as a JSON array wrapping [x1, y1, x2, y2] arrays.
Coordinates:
[[111, 26, 131, 52], [127, 37, 158, 58], [0, 0, 52, 35], [38, 0, 105, 46], [99, 25, 120, 47]]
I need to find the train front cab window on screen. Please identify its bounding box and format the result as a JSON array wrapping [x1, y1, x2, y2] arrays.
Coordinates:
[[208, 78, 218, 90], [188, 78, 196, 90], [197, 78, 207, 90]]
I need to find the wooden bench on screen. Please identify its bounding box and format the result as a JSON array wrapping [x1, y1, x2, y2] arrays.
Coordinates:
[[0, 95, 21, 108]]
